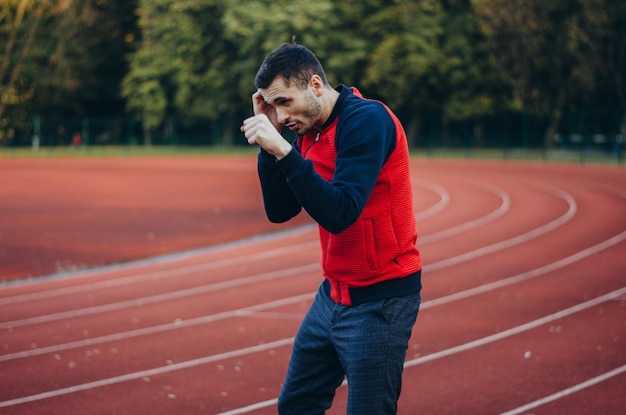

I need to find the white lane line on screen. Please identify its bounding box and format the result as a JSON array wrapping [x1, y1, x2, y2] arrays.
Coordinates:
[[0, 179, 518, 308], [422, 230, 626, 309], [0, 240, 319, 306], [0, 191, 626, 407], [214, 365, 626, 415], [0, 223, 318, 288], [0, 177, 453, 299], [0, 177, 443, 297], [3, 225, 623, 371], [215, 286, 626, 415], [0, 179, 446, 302], [0, 183, 567, 329], [405, 287, 626, 368], [0, 337, 296, 409], [419, 182, 510, 244], [218, 399, 278, 415], [4, 287, 624, 411], [414, 180, 450, 221], [426, 184, 576, 271], [0, 293, 314, 363], [498, 364, 626, 415], [0, 186, 593, 360], [0, 223, 318, 292], [0, 263, 320, 330]]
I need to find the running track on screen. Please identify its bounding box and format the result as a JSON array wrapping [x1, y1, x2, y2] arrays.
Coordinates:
[[1, 156, 625, 414]]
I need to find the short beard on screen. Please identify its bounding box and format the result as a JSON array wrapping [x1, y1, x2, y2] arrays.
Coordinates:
[[297, 90, 322, 134]]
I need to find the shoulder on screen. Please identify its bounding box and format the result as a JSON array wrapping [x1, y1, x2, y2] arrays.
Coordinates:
[[332, 86, 396, 158], [337, 87, 394, 133]]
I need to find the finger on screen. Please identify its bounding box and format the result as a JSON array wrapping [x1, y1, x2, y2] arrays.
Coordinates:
[[241, 115, 258, 131], [253, 89, 265, 100], [242, 123, 259, 146], [247, 132, 259, 146], [252, 90, 264, 106]]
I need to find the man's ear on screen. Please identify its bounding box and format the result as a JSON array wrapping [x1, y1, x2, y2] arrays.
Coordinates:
[[309, 74, 324, 96]]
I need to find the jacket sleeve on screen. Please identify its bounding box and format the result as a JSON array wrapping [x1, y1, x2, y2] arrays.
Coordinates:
[[257, 146, 302, 223], [275, 102, 396, 234]]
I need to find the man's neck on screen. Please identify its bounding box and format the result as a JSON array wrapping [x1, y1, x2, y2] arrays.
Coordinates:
[[317, 87, 340, 129]]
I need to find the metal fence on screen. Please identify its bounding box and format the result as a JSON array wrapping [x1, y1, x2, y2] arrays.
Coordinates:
[[5, 116, 228, 148], [1, 109, 623, 165]]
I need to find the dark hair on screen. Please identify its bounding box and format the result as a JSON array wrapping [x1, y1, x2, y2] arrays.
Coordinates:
[[255, 43, 330, 90]]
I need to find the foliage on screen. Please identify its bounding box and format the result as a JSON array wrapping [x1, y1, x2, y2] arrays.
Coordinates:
[[472, 0, 615, 143], [0, 0, 137, 144], [1, 0, 624, 146], [1, 0, 53, 123], [122, 0, 337, 143]]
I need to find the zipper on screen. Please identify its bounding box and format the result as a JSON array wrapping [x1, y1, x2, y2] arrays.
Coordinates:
[[302, 131, 320, 158]]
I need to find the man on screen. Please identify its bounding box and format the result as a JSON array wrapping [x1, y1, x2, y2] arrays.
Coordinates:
[[241, 43, 422, 415]]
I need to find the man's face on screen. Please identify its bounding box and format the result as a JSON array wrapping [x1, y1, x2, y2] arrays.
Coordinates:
[[260, 77, 322, 135]]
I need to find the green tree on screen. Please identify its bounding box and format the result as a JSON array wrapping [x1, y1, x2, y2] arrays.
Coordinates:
[[1, 0, 137, 144], [352, 0, 445, 144], [222, 0, 337, 91], [123, 0, 337, 145], [122, 0, 196, 145], [473, 0, 612, 146], [437, 0, 512, 146], [597, 0, 626, 139], [222, 0, 337, 142], [0, 0, 52, 123], [35, 0, 138, 117]]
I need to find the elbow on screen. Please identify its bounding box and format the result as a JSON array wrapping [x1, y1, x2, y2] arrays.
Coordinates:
[[267, 214, 290, 224], [265, 206, 301, 224], [323, 214, 358, 235], [326, 225, 346, 235]]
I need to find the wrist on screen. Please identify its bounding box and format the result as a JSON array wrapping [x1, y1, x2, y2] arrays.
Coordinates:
[[274, 141, 293, 160]]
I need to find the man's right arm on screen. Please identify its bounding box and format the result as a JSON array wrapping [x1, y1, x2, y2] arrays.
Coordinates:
[[244, 89, 300, 222], [257, 145, 303, 223]]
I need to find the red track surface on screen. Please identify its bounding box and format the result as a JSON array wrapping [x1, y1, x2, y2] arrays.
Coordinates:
[[1, 156, 625, 414]]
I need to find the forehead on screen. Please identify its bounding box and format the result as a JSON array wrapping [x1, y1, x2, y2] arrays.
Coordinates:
[[261, 77, 302, 104]]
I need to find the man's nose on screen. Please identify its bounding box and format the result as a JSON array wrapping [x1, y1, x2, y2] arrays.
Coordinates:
[[276, 108, 289, 124]]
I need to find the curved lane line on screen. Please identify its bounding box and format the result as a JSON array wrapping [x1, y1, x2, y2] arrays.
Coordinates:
[[0, 240, 320, 306], [215, 286, 626, 415], [0, 263, 320, 330], [0, 184, 581, 348], [2, 227, 623, 367], [420, 182, 510, 244], [1, 188, 623, 409], [413, 180, 450, 221], [426, 184, 576, 271], [4, 287, 624, 411], [0, 184, 570, 329], [0, 179, 445, 303], [423, 230, 626, 309], [498, 364, 626, 415], [0, 179, 508, 308], [0, 293, 315, 363]]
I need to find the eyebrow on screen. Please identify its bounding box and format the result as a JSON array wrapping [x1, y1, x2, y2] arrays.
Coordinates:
[[268, 95, 290, 105]]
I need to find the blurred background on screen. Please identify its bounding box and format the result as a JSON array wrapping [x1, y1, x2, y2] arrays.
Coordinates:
[[1, 0, 624, 162]]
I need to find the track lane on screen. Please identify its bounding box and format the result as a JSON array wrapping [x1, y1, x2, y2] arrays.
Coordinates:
[[394, 288, 626, 415], [1, 177, 570, 361], [3, 231, 620, 412], [1, 158, 624, 414], [500, 366, 626, 415]]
